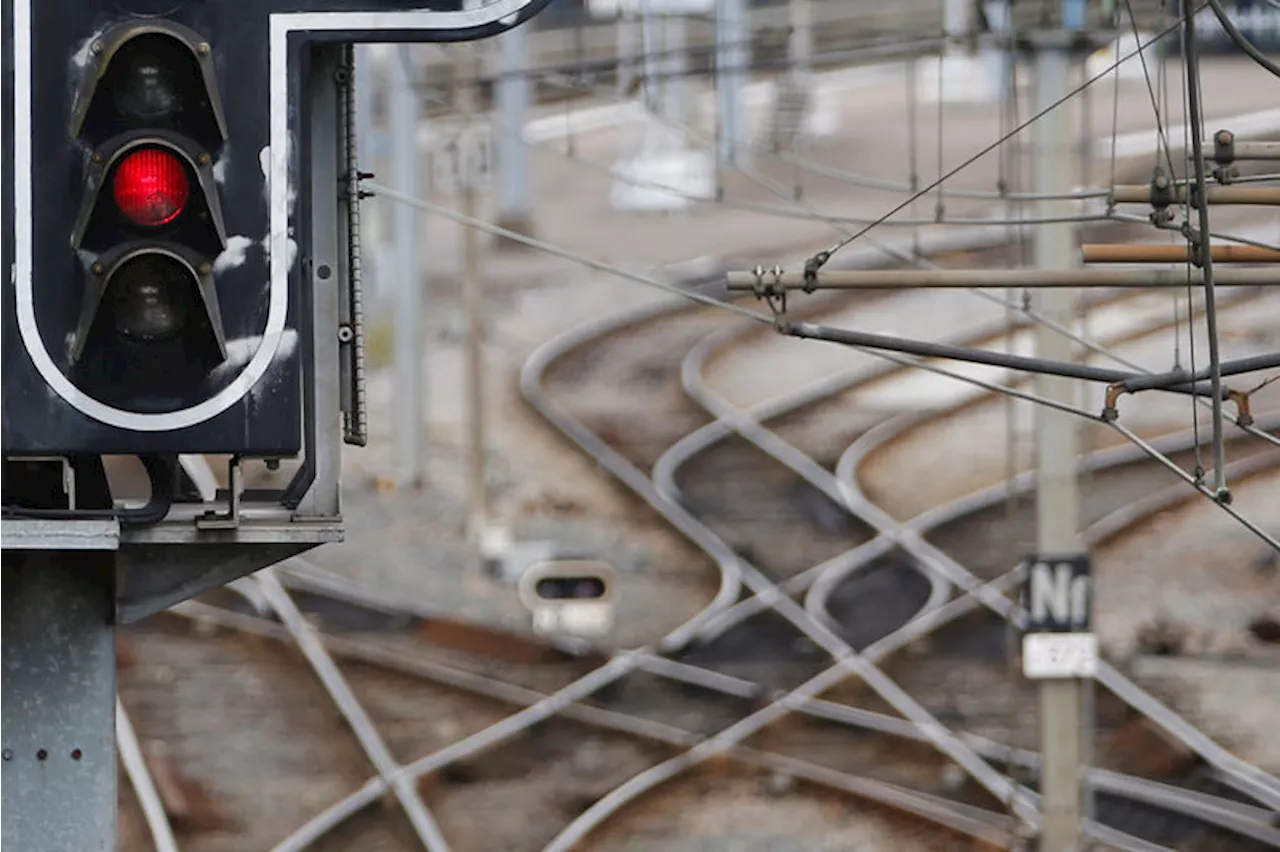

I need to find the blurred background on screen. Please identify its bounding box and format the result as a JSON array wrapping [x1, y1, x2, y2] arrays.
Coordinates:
[[115, 2, 1280, 850]]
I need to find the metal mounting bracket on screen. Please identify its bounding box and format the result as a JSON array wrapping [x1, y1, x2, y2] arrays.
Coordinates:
[[194, 456, 241, 531]]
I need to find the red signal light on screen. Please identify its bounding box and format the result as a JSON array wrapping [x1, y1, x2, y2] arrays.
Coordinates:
[[112, 148, 190, 228]]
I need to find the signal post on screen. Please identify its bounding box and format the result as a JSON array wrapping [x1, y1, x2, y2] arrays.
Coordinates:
[[1, 2, 552, 849]]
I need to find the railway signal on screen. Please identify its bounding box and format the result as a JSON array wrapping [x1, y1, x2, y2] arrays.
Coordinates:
[[518, 559, 618, 639], [68, 20, 232, 410], [2, 3, 554, 850]]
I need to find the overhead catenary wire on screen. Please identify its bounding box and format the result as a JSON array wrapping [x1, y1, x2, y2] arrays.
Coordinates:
[[391, 6, 1280, 544], [365, 179, 1279, 536], [807, 5, 1208, 270], [520, 67, 1121, 226], [360, 190, 1083, 828]]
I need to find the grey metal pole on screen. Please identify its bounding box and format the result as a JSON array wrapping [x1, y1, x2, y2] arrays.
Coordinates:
[[1031, 27, 1088, 852], [663, 13, 689, 134], [390, 45, 424, 489], [715, 0, 747, 166], [617, 7, 641, 165], [458, 45, 489, 542], [944, 0, 970, 56], [789, 0, 813, 80], [2, 554, 117, 851], [495, 22, 534, 237]]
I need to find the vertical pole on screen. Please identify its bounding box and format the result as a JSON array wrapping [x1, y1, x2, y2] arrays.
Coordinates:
[[2, 554, 117, 852], [617, 7, 639, 163], [390, 45, 424, 489], [943, 0, 970, 57], [1031, 19, 1088, 852], [782, 0, 813, 147], [458, 45, 489, 544], [788, 0, 813, 81], [715, 0, 747, 166], [639, 2, 661, 154], [495, 22, 533, 236], [663, 12, 689, 141]]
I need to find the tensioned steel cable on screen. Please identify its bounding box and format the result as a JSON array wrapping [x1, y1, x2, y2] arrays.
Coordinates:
[[807, 5, 1208, 270]]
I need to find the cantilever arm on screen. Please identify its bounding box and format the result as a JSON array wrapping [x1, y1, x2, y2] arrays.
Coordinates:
[[781, 321, 1239, 401]]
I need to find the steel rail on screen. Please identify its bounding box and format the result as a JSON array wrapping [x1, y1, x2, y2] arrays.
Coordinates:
[[542, 575, 1043, 852], [831, 417, 1280, 810], [116, 699, 180, 852], [670, 298, 1280, 824], [187, 571, 1277, 850], [661, 287, 1271, 641], [254, 571, 451, 852], [803, 285, 1264, 611], [269, 230, 984, 850], [170, 599, 1024, 848], [265, 429, 1280, 845], [273, 239, 1274, 846], [663, 270, 1280, 801], [513, 316, 1048, 827], [539, 283, 1274, 848]]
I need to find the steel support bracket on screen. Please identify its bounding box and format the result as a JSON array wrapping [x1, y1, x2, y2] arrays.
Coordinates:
[[195, 455, 242, 531], [1229, 390, 1254, 429], [1101, 382, 1125, 422]]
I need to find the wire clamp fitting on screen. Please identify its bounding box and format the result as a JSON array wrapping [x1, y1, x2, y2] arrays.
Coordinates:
[[1146, 167, 1176, 226], [802, 250, 829, 294], [1211, 129, 1236, 166], [749, 265, 789, 330]]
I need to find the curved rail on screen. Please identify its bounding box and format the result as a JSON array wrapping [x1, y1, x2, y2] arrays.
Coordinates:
[[116, 699, 180, 852], [270, 232, 1036, 850], [175, 596, 1029, 847], [270, 232, 1275, 848], [833, 411, 1280, 811], [657, 286, 1267, 639], [665, 287, 1280, 811], [253, 570, 451, 851]]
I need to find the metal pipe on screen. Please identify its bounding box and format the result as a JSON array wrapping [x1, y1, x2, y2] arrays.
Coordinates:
[[1032, 37, 1089, 842], [724, 267, 1280, 289], [1195, 139, 1280, 162], [783, 320, 1231, 400], [1121, 351, 1280, 393], [1081, 243, 1280, 264], [390, 46, 424, 489], [459, 45, 489, 546], [494, 21, 532, 233], [715, 0, 747, 166], [1110, 184, 1280, 206]]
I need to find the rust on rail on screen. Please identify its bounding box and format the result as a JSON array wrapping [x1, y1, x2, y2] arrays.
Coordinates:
[[1082, 244, 1280, 264], [416, 617, 604, 666]]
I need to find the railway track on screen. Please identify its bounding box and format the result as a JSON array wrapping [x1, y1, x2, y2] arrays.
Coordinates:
[[648, 277, 1280, 846], [117, 202, 1280, 844], [518, 241, 1279, 847]]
